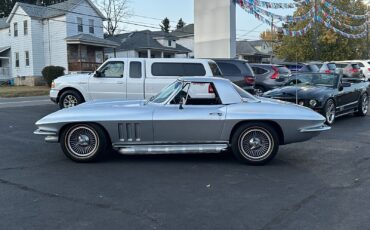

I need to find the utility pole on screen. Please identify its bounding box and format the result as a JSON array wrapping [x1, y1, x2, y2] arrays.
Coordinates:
[[270, 16, 274, 64], [367, 5, 369, 59], [313, 0, 319, 60]]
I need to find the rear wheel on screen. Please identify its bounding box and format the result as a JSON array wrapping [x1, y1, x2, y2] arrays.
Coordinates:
[[324, 99, 336, 125], [356, 93, 369, 116], [254, 86, 265, 96], [231, 123, 279, 165], [60, 124, 109, 162], [59, 90, 84, 109]]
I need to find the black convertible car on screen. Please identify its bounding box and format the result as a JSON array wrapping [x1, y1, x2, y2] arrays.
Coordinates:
[[263, 73, 370, 125]]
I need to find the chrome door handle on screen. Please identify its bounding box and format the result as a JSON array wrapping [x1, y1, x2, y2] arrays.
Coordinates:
[[209, 112, 223, 116]]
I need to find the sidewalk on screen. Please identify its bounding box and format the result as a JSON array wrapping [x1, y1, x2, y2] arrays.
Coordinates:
[[0, 86, 50, 98]]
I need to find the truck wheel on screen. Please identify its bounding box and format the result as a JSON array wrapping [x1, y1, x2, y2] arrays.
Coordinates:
[[60, 123, 109, 162], [356, 93, 369, 116], [231, 122, 279, 165], [59, 90, 84, 109]]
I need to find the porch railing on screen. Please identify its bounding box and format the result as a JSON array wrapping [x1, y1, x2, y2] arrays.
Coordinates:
[[68, 62, 102, 73], [0, 67, 10, 80]]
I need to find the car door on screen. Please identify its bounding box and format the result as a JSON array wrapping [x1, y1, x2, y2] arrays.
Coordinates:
[[152, 104, 226, 143], [88, 61, 126, 100], [336, 82, 360, 113]]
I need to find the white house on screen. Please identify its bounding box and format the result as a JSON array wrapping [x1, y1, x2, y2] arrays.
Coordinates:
[[0, 0, 118, 85], [171, 24, 194, 58]]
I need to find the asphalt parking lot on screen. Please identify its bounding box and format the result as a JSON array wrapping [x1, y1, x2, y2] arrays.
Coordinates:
[[1, 97, 370, 230]]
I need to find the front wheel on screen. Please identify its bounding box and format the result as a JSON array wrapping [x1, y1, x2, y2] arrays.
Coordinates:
[[355, 93, 369, 116], [60, 124, 110, 162], [254, 86, 265, 96], [59, 90, 84, 109], [324, 99, 336, 125], [231, 123, 279, 165]]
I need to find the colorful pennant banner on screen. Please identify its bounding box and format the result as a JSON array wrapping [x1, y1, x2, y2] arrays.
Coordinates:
[[319, 7, 367, 31], [316, 15, 367, 38], [322, 0, 367, 19]]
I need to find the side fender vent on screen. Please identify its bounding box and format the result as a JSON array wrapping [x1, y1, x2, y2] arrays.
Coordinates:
[[118, 123, 141, 142]]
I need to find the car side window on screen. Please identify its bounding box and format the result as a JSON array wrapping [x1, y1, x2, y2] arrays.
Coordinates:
[[252, 67, 268, 75], [130, 62, 142, 78], [151, 63, 206, 76], [358, 63, 364, 67], [171, 82, 221, 105], [99, 62, 124, 78], [217, 62, 241, 75]]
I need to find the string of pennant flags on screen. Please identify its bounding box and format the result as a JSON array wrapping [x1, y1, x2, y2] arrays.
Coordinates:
[[236, 0, 368, 38]]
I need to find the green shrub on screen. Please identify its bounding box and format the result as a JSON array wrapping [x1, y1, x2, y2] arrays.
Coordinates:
[[42, 66, 65, 86]]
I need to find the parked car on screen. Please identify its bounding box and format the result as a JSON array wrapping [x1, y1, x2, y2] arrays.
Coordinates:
[[35, 77, 329, 165], [320, 62, 337, 74], [276, 62, 304, 72], [298, 63, 320, 73], [341, 60, 370, 80], [334, 62, 364, 79], [307, 61, 323, 69], [250, 64, 292, 95], [50, 58, 223, 109], [263, 73, 370, 125], [212, 59, 255, 94]]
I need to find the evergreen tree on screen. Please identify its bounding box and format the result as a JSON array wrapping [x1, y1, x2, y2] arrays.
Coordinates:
[[160, 17, 170, 33], [176, 18, 185, 29]]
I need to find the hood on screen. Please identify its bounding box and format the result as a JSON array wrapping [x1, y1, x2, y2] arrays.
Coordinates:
[[35, 100, 147, 126], [54, 73, 91, 83], [263, 85, 333, 99]]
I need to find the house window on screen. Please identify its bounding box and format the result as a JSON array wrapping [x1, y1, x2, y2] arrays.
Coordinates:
[[77, 17, 83, 32], [14, 22, 18, 37], [168, 40, 172, 47], [25, 51, 30, 66], [89, 19, 94, 34], [15, 52, 19, 67], [24, 20, 28, 35]]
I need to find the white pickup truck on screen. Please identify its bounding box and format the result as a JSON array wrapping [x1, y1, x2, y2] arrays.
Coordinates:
[[50, 58, 222, 109]]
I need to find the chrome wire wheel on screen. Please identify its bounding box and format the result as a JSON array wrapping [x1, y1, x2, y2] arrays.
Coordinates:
[[63, 95, 78, 108], [325, 100, 336, 125], [361, 95, 369, 114], [66, 126, 99, 158], [238, 128, 273, 161]]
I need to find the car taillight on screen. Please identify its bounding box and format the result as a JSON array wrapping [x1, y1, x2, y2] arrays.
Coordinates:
[[271, 66, 279, 79], [244, 76, 255, 84], [367, 68, 370, 72], [351, 68, 359, 73], [208, 84, 214, 93], [325, 69, 331, 73]]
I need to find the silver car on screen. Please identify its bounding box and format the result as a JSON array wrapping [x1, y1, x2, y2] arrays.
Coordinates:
[[34, 77, 330, 165]]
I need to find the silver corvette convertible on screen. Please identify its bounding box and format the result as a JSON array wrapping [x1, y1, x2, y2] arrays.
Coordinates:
[[34, 77, 330, 165]]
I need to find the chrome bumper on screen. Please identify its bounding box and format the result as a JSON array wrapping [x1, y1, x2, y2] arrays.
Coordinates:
[[299, 124, 331, 133], [34, 129, 59, 143]]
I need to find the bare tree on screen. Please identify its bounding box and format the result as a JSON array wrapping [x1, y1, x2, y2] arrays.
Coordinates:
[[93, 0, 130, 36]]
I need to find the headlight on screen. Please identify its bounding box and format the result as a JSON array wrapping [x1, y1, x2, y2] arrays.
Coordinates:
[[51, 81, 55, 89], [298, 100, 305, 106], [309, 99, 317, 107]]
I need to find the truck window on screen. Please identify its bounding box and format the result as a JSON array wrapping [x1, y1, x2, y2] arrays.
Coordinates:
[[151, 63, 206, 76], [99, 61, 124, 78], [130, 62, 142, 78], [217, 62, 241, 75]]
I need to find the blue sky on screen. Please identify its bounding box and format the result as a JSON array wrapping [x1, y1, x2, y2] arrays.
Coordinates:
[[125, 0, 295, 41]]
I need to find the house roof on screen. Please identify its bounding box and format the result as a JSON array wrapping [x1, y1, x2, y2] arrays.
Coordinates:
[[237, 41, 270, 57], [0, 17, 9, 29], [65, 34, 119, 48], [171, 24, 194, 38], [249, 40, 269, 47], [0, 46, 10, 54], [151, 31, 178, 40], [6, 0, 105, 23], [105, 30, 192, 54]]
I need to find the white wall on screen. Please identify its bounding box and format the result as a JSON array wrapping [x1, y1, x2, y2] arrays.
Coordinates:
[[0, 28, 10, 48], [176, 36, 194, 57], [65, 0, 104, 38], [42, 15, 68, 72], [106, 50, 138, 58], [194, 0, 236, 58], [10, 7, 34, 78]]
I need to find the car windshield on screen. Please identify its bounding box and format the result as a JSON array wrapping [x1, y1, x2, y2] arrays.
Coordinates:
[[292, 73, 339, 87], [148, 81, 182, 103]]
